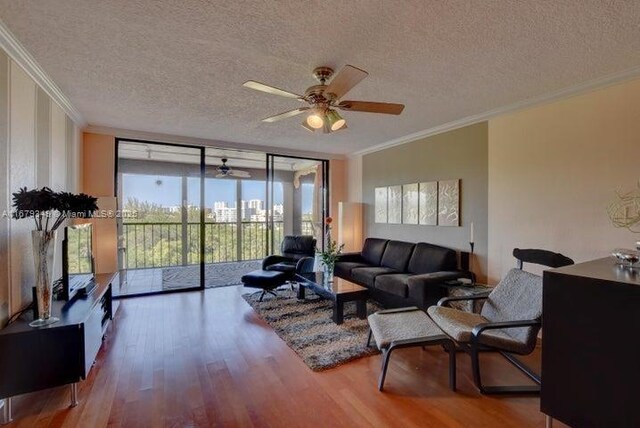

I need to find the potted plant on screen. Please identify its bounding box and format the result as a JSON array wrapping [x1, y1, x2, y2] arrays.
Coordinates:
[[317, 216, 344, 282], [12, 187, 98, 327]]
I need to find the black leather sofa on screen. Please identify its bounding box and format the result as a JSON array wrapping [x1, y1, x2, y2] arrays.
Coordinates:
[[335, 238, 471, 309]]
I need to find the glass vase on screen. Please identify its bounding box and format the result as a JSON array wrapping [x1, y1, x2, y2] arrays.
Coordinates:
[[29, 230, 59, 327], [324, 264, 335, 283]]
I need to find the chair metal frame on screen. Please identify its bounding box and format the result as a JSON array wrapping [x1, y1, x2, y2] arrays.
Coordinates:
[[436, 248, 573, 395]]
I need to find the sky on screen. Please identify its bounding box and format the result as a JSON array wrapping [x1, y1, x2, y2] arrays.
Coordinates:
[[122, 174, 314, 213]]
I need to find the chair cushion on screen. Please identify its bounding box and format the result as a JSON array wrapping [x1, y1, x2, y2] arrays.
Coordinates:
[[241, 270, 288, 290], [380, 240, 415, 271], [427, 306, 531, 354], [265, 261, 296, 273], [374, 274, 410, 298], [407, 242, 457, 274], [280, 235, 316, 261], [361, 238, 389, 265], [334, 261, 370, 278], [351, 266, 398, 287], [481, 268, 542, 346], [368, 308, 447, 349]]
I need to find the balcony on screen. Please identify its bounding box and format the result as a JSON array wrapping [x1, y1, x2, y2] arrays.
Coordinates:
[[117, 220, 316, 295]]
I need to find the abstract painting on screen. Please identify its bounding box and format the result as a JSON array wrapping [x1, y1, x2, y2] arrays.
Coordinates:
[[438, 179, 460, 226], [419, 181, 438, 225], [388, 185, 402, 224], [402, 183, 419, 224], [374, 187, 388, 223]]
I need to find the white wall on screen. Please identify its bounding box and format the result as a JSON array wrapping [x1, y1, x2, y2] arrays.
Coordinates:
[[0, 48, 80, 323]]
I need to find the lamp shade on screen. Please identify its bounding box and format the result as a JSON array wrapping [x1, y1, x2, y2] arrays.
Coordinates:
[[306, 109, 325, 129], [326, 109, 346, 131]]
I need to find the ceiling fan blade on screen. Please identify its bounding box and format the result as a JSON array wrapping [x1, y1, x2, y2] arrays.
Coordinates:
[[325, 65, 368, 100], [337, 101, 405, 115], [215, 173, 227, 178], [242, 80, 302, 99], [229, 170, 251, 178], [262, 107, 310, 123]]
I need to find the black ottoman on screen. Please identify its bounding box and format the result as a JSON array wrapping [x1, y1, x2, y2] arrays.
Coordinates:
[[241, 270, 288, 301]]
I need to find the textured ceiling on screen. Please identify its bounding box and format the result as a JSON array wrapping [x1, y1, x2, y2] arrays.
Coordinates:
[[1, 1, 640, 155]]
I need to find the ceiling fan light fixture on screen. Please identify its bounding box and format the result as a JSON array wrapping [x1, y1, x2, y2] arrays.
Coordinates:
[[301, 121, 316, 132], [326, 109, 346, 131], [306, 108, 325, 129]]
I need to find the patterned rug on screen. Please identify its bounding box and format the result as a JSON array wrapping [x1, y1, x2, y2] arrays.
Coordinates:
[[162, 260, 262, 289], [242, 289, 381, 371]]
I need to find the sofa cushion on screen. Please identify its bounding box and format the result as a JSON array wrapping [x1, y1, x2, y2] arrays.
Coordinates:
[[335, 261, 370, 278], [374, 274, 410, 298], [407, 242, 457, 274], [380, 241, 415, 271], [351, 266, 398, 287], [361, 238, 389, 265]]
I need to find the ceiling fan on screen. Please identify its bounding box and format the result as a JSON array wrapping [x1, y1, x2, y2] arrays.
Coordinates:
[[216, 158, 251, 178], [243, 65, 405, 133]]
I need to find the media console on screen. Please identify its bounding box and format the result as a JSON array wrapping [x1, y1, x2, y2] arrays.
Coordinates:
[[0, 272, 118, 423]]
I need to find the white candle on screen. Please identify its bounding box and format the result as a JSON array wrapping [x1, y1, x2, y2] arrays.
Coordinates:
[[470, 222, 474, 243]]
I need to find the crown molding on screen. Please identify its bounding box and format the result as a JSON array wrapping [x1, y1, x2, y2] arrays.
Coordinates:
[[85, 125, 345, 160], [0, 18, 85, 126], [354, 65, 640, 156]]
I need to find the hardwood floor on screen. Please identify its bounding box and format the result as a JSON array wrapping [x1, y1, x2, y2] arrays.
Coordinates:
[[5, 286, 562, 427]]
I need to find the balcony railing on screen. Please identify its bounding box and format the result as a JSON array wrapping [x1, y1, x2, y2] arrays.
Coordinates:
[[122, 220, 316, 269]]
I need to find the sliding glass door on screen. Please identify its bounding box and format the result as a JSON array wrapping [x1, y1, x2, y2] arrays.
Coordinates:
[[116, 140, 204, 296], [115, 143, 328, 297], [266, 154, 329, 254]]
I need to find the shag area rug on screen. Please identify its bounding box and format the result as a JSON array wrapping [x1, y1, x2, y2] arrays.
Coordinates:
[[162, 260, 261, 289], [242, 289, 381, 371]]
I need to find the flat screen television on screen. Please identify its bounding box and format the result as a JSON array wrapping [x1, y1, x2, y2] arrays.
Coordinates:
[[62, 223, 95, 300]]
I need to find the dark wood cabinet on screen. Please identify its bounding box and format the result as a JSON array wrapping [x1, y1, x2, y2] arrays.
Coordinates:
[[0, 272, 117, 422], [542, 258, 640, 427]]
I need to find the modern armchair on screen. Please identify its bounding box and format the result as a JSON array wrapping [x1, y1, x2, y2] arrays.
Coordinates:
[[427, 248, 573, 394], [262, 235, 316, 277]]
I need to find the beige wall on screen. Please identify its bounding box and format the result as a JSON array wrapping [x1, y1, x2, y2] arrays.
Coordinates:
[[363, 123, 488, 282], [329, 159, 346, 219], [346, 154, 363, 203], [488, 78, 640, 282], [0, 48, 80, 323], [82, 132, 118, 274]]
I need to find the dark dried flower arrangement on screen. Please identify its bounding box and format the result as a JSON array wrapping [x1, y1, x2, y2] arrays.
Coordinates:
[[12, 187, 98, 232]]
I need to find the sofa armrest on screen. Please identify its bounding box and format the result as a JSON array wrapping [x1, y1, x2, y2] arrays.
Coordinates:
[[262, 255, 288, 270], [406, 271, 469, 309], [336, 252, 364, 263]]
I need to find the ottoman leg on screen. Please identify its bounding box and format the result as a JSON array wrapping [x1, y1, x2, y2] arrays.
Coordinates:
[[379, 347, 394, 391], [258, 290, 266, 302]]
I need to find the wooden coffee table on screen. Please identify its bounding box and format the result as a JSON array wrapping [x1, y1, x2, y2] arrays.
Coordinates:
[[295, 272, 368, 325]]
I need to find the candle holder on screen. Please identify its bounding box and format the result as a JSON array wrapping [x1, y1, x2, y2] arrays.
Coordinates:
[[469, 242, 475, 284]]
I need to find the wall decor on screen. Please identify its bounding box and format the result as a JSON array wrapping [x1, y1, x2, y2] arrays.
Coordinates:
[[388, 185, 402, 224], [418, 181, 438, 225], [402, 183, 419, 224], [438, 179, 460, 226], [374, 187, 388, 223]]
